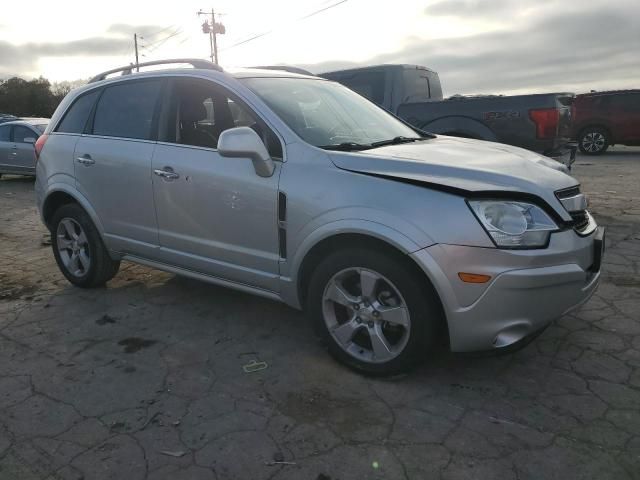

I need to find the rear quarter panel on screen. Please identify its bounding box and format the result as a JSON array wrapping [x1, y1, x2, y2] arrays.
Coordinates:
[[35, 133, 79, 216]]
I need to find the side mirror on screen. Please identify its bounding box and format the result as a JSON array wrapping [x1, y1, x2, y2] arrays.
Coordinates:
[[23, 137, 36, 144], [217, 127, 275, 178]]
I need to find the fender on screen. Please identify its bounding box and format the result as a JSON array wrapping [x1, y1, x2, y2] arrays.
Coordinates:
[[279, 216, 436, 308], [420, 116, 498, 142]]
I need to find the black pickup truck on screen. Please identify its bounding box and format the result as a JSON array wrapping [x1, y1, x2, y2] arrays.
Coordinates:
[[321, 64, 576, 165]]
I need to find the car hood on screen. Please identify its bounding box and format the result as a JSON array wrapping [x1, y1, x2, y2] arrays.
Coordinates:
[[329, 136, 577, 221]]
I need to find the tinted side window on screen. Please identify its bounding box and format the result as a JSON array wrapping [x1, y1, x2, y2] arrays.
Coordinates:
[[0, 125, 10, 142], [13, 126, 36, 143], [338, 71, 385, 105], [165, 78, 282, 158], [93, 80, 162, 140], [616, 94, 640, 111], [403, 70, 431, 102], [57, 90, 100, 134]]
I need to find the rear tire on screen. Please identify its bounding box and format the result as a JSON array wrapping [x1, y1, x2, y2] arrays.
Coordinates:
[[51, 203, 120, 288], [578, 127, 609, 155], [307, 247, 441, 375]]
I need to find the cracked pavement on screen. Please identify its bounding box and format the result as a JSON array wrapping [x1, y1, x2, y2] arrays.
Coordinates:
[[0, 148, 639, 480]]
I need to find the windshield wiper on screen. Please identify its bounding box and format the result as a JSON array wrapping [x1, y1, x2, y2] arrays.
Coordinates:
[[370, 136, 424, 148], [319, 142, 373, 152]]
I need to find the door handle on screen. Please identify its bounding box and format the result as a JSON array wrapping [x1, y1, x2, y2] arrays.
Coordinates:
[[154, 167, 180, 180], [76, 154, 95, 165]]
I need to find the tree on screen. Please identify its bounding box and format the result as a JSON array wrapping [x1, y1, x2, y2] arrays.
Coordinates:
[[0, 76, 84, 117], [51, 81, 74, 104]]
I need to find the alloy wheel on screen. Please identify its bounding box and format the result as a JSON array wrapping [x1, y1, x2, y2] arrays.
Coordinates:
[[322, 267, 411, 364], [581, 131, 606, 153], [56, 218, 91, 277]]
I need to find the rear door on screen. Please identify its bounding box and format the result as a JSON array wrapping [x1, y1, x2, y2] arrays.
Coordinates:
[[74, 78, 164, 257], [11, 125, 39, 172]]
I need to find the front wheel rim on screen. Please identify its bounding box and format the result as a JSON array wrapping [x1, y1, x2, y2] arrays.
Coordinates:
[[56, 218, 91, 277], [322, 267, 411, 364], [582, 132, 605, 152]]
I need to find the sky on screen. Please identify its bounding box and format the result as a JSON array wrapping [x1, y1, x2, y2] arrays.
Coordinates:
[[0, 0, 638, 96]]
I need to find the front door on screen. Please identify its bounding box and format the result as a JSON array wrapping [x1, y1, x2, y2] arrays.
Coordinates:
[[151, 77, 283, 292], [11, 125, 39, 172]]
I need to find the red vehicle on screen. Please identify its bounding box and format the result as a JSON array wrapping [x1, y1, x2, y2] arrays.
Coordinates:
[[571, 89, 640, 155]]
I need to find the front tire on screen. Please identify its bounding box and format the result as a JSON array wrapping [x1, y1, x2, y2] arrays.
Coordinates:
[[51, 203, 120, 287], [578, 127, 609, 155], [307, 248, 441, 375]]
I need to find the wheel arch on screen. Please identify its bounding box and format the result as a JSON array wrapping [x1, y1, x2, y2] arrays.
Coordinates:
[[42, 185, 105, 236]]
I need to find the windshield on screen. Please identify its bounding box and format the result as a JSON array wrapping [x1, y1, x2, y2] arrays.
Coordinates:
[[242, 77, 421, 149]]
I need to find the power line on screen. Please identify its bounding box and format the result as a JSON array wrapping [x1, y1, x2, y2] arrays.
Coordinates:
[[221, 0, 349, 51], [300, 0, 348, 20], [222, 30, 272, 51], [140, 24, 177, 40], [142, 28, 184, 53]]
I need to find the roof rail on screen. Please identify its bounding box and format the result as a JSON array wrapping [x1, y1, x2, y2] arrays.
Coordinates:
[[250, 65, 315, 76], [89, 58, 223, 83]]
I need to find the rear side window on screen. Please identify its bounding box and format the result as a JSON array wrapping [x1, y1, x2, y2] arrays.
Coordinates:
[[0, 125, 10, 142], [57, 90, 100, 134], [612, 93, 640, 112], [93, 80, 162, 140]]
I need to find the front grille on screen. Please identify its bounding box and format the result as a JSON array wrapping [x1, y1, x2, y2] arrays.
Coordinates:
[[556, 185, 581, 199], [555, 185, 595, 234], [571, 210, 590, 232]]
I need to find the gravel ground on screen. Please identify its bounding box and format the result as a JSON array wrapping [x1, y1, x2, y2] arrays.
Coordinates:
[[0, 147, 638, 480]]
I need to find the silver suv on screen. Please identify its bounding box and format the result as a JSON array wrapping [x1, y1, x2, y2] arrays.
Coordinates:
[[35, 59, 604, 374]]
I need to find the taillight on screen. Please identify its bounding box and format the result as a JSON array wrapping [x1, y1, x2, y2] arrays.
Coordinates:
[[34, 134, 48, 161], [529, 108, 560, 139]]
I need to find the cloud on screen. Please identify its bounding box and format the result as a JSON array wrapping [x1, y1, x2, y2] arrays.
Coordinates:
[[0, 23, 164, 79], [423, 0, 554, 17], [309, 2, 640, 95]]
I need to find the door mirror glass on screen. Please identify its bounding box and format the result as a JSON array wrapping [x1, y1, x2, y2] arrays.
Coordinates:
[[23, 137, 36, 144], [217, 127, 275, 177]]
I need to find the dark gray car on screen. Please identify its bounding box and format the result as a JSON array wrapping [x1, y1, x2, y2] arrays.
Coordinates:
[[0, 119, 48, 177]]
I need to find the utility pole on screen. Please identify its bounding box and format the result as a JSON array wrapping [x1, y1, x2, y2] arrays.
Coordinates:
[[134, 33, 140, 72], [198, 9, 225, 64], [210, 9, 218, 65]]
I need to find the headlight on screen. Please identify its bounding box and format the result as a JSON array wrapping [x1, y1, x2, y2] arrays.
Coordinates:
[[468, 200, 558, 248]]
